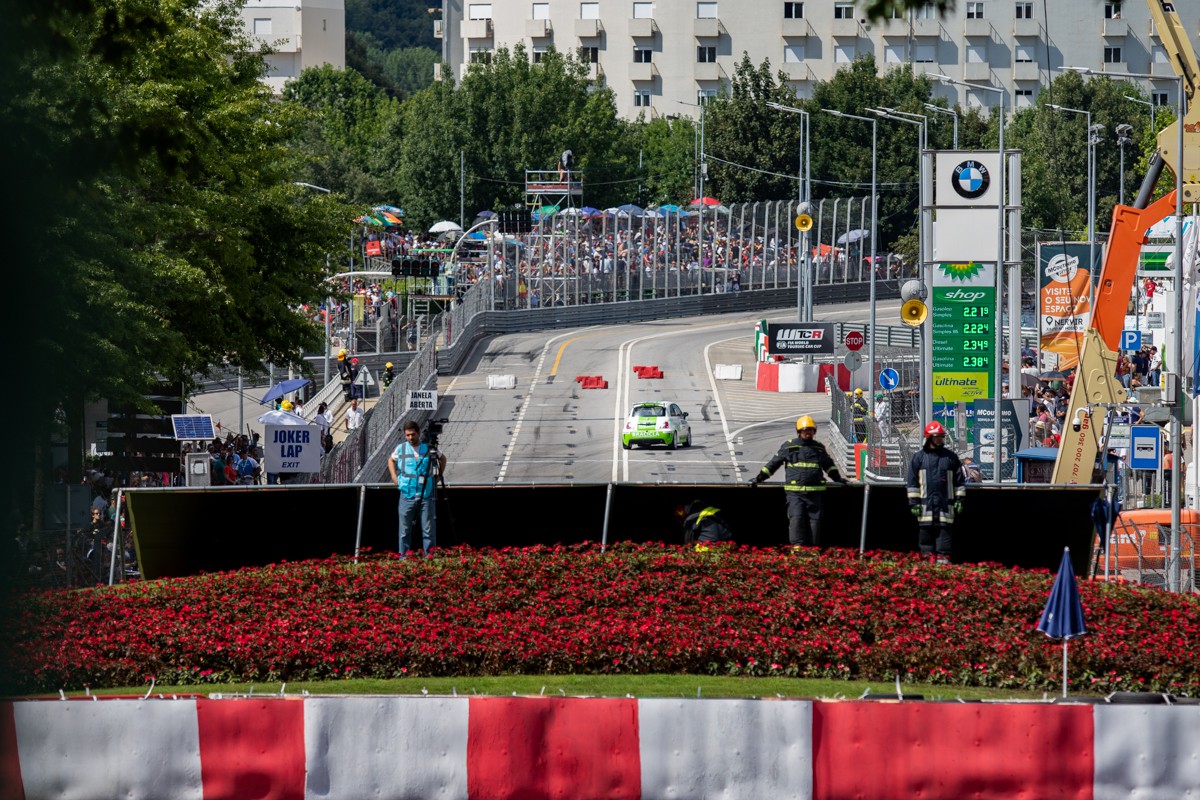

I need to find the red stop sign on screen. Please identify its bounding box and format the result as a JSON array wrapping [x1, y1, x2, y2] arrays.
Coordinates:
[[845, 330, 865, 351]]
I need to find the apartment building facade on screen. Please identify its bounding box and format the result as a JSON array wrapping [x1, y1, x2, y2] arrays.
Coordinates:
[[436, 0, 1197, 119], [241, 0, 346, 94]]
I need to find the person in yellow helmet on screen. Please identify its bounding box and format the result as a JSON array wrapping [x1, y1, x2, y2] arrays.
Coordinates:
[[850, 388, 869, 443], [749, 415, 847, 548], [280, 399, 294, 411], [383, 361, 395, 389]]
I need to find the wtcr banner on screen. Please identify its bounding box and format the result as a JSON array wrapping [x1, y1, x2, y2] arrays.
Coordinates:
[[1037, 242, 1097, 371]]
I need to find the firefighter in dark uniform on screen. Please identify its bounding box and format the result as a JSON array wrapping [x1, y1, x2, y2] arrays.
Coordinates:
[[850, 388, 869, 443], [906, 421, 967, 563], [382, 361, 395, 389], [750, 415, 847, 547], [680, 500, 734, 550]]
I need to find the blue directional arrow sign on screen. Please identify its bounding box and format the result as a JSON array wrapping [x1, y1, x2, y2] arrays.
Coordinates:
[[879, 368, 900, 391], [1121, 329, 1142, 351]]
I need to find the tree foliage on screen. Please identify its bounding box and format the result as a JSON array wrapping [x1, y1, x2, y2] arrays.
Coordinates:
[[6, 0, 354, 490]]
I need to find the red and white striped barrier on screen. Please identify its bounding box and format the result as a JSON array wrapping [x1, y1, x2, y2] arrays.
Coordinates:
[[3, 696, 1199, 799]]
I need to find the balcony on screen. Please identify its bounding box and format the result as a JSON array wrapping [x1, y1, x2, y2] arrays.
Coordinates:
[[831, 17, 860, 38], [693, 18, 725, 38], [1103, 17, 1129, 37], [781, 18, 812, 38], [694, 61, 725, 81], [1101, 60, 1129, 74], [1012, 60, 1040, 81], [879, 18, 908, 39], [780, 62, 814, 81], [911, 18, 940, 37], [525, 18, 551, 38], [575, 18, 602, 38], [629, 62, 658, 82], [585, 61, 603, 81], [433, 18, 442, 39], [629, 18, 658, 37], [963, 61, 990, 81], [963, 18, 991, 38], [1151, 58, 1175, 77], [1012, 17, 1040, 37], [462, 18, 493, 39]]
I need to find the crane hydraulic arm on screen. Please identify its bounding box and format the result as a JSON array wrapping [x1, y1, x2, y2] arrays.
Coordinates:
[[1050, 0, 1200, 484]]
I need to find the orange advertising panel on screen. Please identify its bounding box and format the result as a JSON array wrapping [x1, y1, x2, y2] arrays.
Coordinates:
[[1038, 243, 1095, 370]]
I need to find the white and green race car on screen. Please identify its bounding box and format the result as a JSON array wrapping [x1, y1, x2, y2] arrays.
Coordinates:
[[621, 402, 692, 450]]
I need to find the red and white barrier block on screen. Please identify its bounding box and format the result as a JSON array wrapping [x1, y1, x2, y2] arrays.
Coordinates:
[[4, 697, 1200, 799]]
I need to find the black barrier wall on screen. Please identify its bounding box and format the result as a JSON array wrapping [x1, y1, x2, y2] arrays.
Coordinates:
[[128, 484, 1098, 579]]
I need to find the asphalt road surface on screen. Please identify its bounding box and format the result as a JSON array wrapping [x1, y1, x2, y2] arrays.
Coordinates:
[[435, 300, 899, 485]]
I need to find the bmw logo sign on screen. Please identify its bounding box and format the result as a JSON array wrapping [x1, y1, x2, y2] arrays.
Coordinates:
[[951, 160, 991, 199]]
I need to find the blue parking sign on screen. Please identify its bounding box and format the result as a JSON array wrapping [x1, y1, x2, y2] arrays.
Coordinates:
[[1121, 329, 1142, 351]]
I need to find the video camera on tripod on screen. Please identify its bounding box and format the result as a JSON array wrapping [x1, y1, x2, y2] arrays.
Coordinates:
[[422, 417, 449, 450]]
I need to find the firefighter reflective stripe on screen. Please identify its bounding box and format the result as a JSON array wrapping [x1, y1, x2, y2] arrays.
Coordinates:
[[790, 461, 820, 469], [785, 484, 827, 492]]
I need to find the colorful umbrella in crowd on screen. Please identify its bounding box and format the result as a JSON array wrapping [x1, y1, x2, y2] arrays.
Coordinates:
[[615, 203, 644, 216], [837, 228, 871, 245], [429, 220, 463, 234], [580, 206, 601, 217], [375, 205, 405, 215], [475, 210, 497, 218], [690, 196, 721, 207], [354, 213, 385, 226], [259, 378, 311, 406], [373, 209, 404, 226]]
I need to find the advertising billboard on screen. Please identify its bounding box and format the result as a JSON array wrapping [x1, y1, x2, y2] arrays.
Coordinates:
[[1037, 242, 1096, 371]]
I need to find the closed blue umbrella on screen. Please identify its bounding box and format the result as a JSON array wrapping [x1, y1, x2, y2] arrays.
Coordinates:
[[260, 378, 311, 405], [1037, 547, 1088, 697]]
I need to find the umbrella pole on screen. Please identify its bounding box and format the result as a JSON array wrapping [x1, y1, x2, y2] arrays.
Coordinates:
[[1062, 640, 1068, 698]]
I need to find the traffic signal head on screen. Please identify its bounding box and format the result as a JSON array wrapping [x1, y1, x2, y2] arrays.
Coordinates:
[[391, 257, 403, 278]]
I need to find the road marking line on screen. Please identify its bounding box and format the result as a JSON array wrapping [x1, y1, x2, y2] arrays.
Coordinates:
[[496, 330, 578, 483]]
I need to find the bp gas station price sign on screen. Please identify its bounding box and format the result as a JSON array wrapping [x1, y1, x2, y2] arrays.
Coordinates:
[[931, 264, 996, 403]]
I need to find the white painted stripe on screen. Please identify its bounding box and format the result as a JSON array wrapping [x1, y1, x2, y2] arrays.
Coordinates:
[[14, 699, 203, 800], [1093, 704, 1200, 800], [304, 696, 469, 800], [637, 698, 813, 800]]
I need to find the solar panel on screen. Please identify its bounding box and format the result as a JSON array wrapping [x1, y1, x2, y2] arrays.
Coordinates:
[[171, 414, 216, 441]]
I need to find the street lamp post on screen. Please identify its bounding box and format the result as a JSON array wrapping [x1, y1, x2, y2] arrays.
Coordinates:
[[1116, 123, 1133, 206], [929, 73, 1006, 484], [823, 109, 877, 409], [870, 107, 928, 417], [766, 101, 813, 322], [296, 181, 335, 385], [1046, 104, 1101, 304], [924, 103, 959, 149], [1124, 93, 1156, 134]]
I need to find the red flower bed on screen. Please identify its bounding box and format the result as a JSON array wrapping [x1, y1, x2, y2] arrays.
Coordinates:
[[3, 544, 1198, 695]]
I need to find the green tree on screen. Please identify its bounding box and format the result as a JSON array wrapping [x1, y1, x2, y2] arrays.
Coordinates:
[[5, 0, 354, 521], [636, 115, 697, 206], [283, 65, 401, 202], [346, 0, 437, 51]]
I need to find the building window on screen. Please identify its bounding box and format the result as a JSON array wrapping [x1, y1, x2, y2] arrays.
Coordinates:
[[833, 2, 854, 20], [578, 46, 599, 63], [784, 43, 805, 63], [1104, 46, 1123, 64], [634, 90, 651, 107], [580, 2, 600, 19], [696, 2, 717, 18], [532, 46, 547, 63], [833, 44, 855, 63], [253, 17, 272, 35], [966, 2, 984, 19], [784, 2, 804, 18], [633, 2, 653, 18], [966, 45, 986, 64], [468, 3, 493, 20], [1104, 2, 1122, 19], [697, 89, 718, 105], [1014, 45, 1035, 63], [634, 47, 653, 63], [912, 4, 934, 18], [1152, 92, 1168, 106], [697, 45, 717, 62], [1015, 2, 1033, 18], [913, 42, 936, 62], [532, 3, 549, 19], [1015, 88, 1034, 108], [469, 47, 492, 63], [883, 44, 903, 64]]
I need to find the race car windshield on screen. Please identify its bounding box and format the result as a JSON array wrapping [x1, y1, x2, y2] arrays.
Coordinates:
[[634, 406, 666, 417]]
